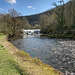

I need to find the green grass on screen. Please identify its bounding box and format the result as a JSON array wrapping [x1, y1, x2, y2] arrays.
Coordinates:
[[0, 44, 26, 75]]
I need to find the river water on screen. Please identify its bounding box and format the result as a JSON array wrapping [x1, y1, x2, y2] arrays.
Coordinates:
[[11, 34, 75, 74]]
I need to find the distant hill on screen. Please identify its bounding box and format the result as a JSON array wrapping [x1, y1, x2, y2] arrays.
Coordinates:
[[24, 8, 54, 26], [25, 13, 42, 25]]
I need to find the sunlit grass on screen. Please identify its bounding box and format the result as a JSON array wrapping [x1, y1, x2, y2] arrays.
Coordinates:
[[0, 44, 26, 75]]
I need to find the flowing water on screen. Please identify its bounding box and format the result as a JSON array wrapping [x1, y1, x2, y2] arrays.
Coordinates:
[[11, 34, 75, 74]]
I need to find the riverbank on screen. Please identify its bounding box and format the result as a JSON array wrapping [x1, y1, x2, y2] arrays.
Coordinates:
[[41, 34, 75, 40], [0, 33, 63, 75]]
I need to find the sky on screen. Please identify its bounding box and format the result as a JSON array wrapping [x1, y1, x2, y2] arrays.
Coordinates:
[[0, 0, 69, 16]]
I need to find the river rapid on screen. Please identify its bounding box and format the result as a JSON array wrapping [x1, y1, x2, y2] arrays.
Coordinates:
[[10, 34, 75, 75]]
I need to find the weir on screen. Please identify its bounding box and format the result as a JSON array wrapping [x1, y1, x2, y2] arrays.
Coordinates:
[[23, 29, 40, 34]]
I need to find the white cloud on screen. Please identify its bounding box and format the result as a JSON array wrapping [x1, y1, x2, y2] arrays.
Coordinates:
[[27, 6, 35, 10], [27, 6, 33, 9], [6, 0, 16, 4], [0, 8, 4, 10]]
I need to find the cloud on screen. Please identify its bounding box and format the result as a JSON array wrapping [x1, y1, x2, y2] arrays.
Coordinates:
[[27, 6, 33, 9], [27, 6, 35, 10], [6, 0, 16, 4], [0, 8, 4, 10]]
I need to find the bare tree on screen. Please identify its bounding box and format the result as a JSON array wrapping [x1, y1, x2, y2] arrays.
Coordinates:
[[53, 0, 65, 34], [0, 14, 7, 33], [3, 9, 25, 39], [69, 0, 75, 35]]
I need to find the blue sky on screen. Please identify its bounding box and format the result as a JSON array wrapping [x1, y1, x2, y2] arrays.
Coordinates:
[[0, 0, 69, 16]]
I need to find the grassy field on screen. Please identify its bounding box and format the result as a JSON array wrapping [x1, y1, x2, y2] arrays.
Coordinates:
[[0, 44, 25, 75], [0, 33, 63, 75]]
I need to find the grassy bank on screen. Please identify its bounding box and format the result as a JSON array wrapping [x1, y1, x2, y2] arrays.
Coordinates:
[[0, 34, 26, 75], [0, 33, 63, 75], [0, 44, 26, 75]]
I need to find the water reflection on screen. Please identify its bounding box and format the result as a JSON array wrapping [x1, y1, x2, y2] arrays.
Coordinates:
[[11, 34, 75, 74]]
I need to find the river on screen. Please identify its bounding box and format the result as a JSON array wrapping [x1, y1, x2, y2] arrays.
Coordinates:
[[10, 34, 75, 74]]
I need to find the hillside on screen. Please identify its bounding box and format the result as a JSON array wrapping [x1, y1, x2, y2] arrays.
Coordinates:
[[24, 0, 75, 26], [25, 8, 54, 25]]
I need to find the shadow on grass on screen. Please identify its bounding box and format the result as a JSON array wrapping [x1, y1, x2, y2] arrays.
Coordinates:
[[9, 60, 29, 75]]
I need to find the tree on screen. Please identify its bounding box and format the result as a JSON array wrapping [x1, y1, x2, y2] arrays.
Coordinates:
[[20, 17, 31, 29], [0, 14, 7, 33], [53, 0, 65, 34], [40, 14, 50, 34], [3, 9, 25, 39]]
